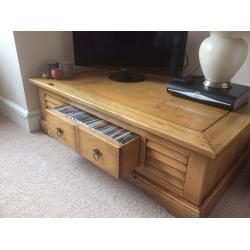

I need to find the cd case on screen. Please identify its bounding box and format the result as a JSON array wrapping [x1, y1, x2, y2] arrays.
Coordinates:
[[54, 105, 138, 144]]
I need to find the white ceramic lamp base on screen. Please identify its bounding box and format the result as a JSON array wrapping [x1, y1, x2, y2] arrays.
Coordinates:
[[199, 32, 248, 89]]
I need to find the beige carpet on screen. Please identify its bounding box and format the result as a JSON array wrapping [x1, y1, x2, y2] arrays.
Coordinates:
[[0, 116, 249, 217]]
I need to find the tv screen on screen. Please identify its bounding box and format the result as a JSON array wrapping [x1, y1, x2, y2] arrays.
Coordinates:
[[73, 31, 187, 76]]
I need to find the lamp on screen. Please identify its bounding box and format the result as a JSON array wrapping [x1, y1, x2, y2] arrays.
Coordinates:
[[199, 31, 248, 88]]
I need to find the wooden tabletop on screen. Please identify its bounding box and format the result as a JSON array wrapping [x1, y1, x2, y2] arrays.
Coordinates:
[[29, 69, 250, 159]]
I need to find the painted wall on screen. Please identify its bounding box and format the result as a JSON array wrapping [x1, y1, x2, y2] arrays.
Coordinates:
[[0, 31, 74, 131], [0, 31, 28, 109], [232, 32, 250, 84], [14, 31, 74, 112]]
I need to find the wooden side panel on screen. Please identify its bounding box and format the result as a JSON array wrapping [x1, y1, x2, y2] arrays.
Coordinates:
[[139, 137, 147, 168], [200, 148, 250, 217], [39, 89, 48, 133], [120, 137, 141, 177], [39, 89, 46, 120], [184, 125, 250, 206], [201, 125, 250, 203], [211, 125, 250, 184], [183, 153, 209, 205]]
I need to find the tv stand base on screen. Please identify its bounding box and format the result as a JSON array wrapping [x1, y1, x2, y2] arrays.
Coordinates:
[[109, 69, 145, 83]]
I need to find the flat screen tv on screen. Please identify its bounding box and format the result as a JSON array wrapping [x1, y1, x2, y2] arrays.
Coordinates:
[[73, 31, 188, 82]]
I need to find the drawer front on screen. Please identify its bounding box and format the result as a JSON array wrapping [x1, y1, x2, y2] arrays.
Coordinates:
[[45, 106, 140, 179], [79, 128, 120, 178], [46, 111, 78, 152]]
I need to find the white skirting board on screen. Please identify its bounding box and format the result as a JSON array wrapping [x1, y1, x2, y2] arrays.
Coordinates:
[[0, 96, 41, 132]]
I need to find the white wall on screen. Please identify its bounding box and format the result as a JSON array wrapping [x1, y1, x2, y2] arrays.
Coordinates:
[[232, 32, 250, 84], [14, 31, 74, 112], [0, 31, 33, 130], [0, 31, 28, 109], [0, 31, 74, 132]]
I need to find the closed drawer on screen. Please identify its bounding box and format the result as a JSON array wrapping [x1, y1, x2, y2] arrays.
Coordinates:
[[79, 126, 140, 178], [46, 110, 78, 152]]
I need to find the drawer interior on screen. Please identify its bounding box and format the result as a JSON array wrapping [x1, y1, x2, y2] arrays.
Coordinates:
[[54, 105, 139, 145]]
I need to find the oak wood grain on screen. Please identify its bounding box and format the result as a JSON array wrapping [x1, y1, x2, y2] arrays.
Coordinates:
[[128, 171, 200, 217], [183, 153, 209, 205], [29, 70, 226, 158], [30, 70, 250, 217], [146, 148, 187, 173], [134, 167, 184, 197], [145, 157, 186, 181], [146, 140, 188, 164], [46, 110, 78, 152]]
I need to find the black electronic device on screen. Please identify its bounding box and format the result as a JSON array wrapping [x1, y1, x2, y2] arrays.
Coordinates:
[[174, 75, 197, 84], [73, 31, 187, 82], [167, 76, 250, 110], [109, 69, 145, 83]]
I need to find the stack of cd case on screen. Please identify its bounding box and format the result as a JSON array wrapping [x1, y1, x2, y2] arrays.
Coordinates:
[[54, 105, 138, 144]]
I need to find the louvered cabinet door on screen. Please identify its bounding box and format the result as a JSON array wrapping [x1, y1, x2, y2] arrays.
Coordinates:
[[135, 137, 190, 197]]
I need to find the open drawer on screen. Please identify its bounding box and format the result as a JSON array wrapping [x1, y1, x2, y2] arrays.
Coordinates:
[[78, 126, 140, 178], [45, 107, 140, 178]]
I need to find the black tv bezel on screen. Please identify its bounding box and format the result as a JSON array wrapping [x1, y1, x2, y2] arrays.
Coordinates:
[[72, 31, 188, 76]]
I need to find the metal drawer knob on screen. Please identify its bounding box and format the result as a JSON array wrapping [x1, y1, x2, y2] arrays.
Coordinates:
[[93, 149, 102, 161], [56, 127, 64, 137]]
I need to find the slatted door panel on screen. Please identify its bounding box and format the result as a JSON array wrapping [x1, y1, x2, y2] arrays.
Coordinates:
[[45, 94, 66, 109], [136, 138, 190, 197]]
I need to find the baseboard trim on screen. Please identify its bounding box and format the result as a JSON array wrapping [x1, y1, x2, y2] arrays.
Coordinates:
[[0, 96, 41, 132]]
